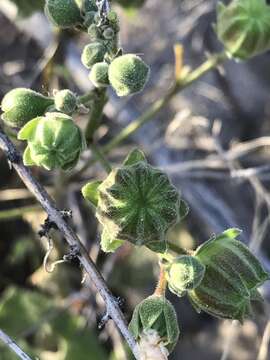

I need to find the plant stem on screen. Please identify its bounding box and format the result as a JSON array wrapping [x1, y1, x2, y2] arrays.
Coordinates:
[[75, 52, 228, 177], [0, 329, 33, 360], [85, 88, 108, 145], [0, 128, 140, 360], [89, 143, 112, 174], [167, 241, 190, 255], [0, 205, 42, 221], [103, 52, 227, 154], [154, 264, 167, 296]]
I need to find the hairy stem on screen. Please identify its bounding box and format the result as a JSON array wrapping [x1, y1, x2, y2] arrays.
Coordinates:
[[74, 52, 228, 177], [89, 142, 112, 174], [154, 264, 167, 296], [0, 128, 140, 360]]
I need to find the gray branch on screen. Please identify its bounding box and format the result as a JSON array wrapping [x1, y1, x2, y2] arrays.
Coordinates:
[[0, 128, 140, 360], [0, 329, 33, 360]]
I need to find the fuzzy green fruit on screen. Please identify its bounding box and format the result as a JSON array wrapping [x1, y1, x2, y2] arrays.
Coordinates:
[[189, 228, 269, 322], [89, 62, 110, 88], [45, 0, 83, 28], [18, 112, 86, 170], [84, 149, 184, 253], [108, 54, 150, 96], [54, 89, 77, 114], [1, 88, 53, 128], [129, 295, 179, 354], [165, 256, 205, 297], [81, 42, 107, 69], [216, 0, 270, 60]]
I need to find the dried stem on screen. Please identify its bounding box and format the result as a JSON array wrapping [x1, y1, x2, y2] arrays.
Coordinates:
[[0, 128, 140, 360], [0, 328, 33, 360]]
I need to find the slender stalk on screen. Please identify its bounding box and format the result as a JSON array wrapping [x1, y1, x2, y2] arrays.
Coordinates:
[[167, 241, 190, 255], [0, 329, 33, 360], [0, 128, 140, 360], [85, 88, 108, 145], [74, 52, 228, 178], [0, 205, 42, 221], [154, 264, 167, 296], [102, 52, 227, 155], [89, 143, 112, 174]]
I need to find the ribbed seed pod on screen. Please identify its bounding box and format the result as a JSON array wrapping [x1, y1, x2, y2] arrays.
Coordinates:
[[216, 0, 270, 60], [108, 54, 150, 96], [165, 256, 205, 297], [1, 88, 53, 128], [45, 0, 83, 28], [95, 149, 182, 253], [89, 62, 110, 88], [129, 295, 180, 355], [188, 228, 269, 322], [17, 112, 86, 171], [81, 42, 107, 69], [54, 89, 77, 114]]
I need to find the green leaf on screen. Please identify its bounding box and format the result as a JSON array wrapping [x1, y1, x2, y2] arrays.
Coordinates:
[[123, 148, 147, 166], [219, 228, 242, 241], [81, 181, 102, 207]]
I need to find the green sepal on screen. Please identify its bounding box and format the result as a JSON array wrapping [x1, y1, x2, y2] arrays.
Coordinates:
[[128, 295, 180, 353], [123, 148, 147, 166], [100, 229, 124, 253], [23, 146, 35, 166], [82, 180, 102, 207], [17, 117, 41, 141], [146, 240, 167, 254]]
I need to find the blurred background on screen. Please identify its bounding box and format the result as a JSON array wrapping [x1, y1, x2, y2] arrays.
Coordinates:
[[1, 0, 270, 359]]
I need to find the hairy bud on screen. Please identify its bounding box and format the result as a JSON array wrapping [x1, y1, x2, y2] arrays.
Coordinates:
[[81, 42, 107, 69], [216, 0, 270, 60], [108, 54, 150, 96], [1, 88, 53, 128], [89, 62, 110, 88], [45, 0, 83, 28], [188, 228, 269, 322], [18, 112, 86, 170], [83, 149, 184, 253], [129, 295, 179, 354], [165, 256, 205, 297], [54, 89, 77, 114]]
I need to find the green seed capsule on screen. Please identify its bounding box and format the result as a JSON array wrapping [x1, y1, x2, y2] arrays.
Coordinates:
[[45, 0, 83, 28], [1, 88, 53, 128], [54, 89, 77, 114], [129, 295, 180, 354], [108, 54, 150, 96], [89, 149, 183, 253], [80, 0, 98, 13], [89, 62, 110, 88], [216, 0, 270, 60], [81, 42, 107, 69], [188, 228, 269, 322], [165, 256, 205, 297], [17, 112, 86, 171]]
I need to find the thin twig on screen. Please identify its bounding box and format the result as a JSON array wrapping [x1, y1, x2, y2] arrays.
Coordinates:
[[0, 128, 140, 360], [0, 328, 33, 360]]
